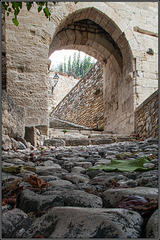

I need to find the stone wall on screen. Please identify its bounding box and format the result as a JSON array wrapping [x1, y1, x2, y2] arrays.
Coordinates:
[[2, 90, 25, 139], [48, 71, 79, 112], [2, 8, 7, 90], [135, 90, 158, 139], [51, 62, 104, 129], [4, 2, 158, 134], [5, 5, 51, 127]]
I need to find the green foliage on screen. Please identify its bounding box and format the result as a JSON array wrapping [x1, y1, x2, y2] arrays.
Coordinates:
[[62, 129, 68, 134], [2, 2, 78, 26], [94, 88, 101, 95], [2, 2, 53, 26], [53, 51, 96, 79], [147, 48, 154, 55], [99, 123, 104, 131]]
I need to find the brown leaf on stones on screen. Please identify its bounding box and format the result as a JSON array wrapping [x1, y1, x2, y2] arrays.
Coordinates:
[[27, 212, 36, 221], [115, 195, 158, 218], [2, 179, 24, 206], [2, 196, 17, 207], [85, 188, 95, 194], [10, 186, 24, 196], [133, 198, 158, 217], [2, 178, 23, 196], [27, 175, 49, 189], [147, 154, 157, 161], [2, 198, 9, 206]]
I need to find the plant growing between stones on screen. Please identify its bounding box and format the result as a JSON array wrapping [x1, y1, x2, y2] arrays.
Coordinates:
[[94, 88, 101, 95], [99, 123, 104, 131], [62, 129, 68, 134], [147, 48, 154, 55]]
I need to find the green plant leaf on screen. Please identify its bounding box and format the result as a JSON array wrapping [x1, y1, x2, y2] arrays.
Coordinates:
[[26, 2, 33, 11], [19, 2, 22, 9], [7, 12, 10, 16], [12, 18, 19, 26], [43, 7, 50, 18], [2, 2, 9, 10], [14, 7, 20, 17], [38, 5, 42, 12], [89, 157, 154, 173]]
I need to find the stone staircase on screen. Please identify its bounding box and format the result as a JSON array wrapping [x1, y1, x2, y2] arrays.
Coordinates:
[[45, 117, 137, 147]]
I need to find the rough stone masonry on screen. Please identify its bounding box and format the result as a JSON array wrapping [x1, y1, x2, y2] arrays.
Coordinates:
[[3, 2, 158, 135]]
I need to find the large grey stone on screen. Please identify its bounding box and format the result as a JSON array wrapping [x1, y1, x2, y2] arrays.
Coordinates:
[[65, 138, 90, 146], [145, 209, 158, 238], [17, 189, 64, 214], [48, 179, 73, 187], [44, 138, 65, 147], [36, 165, 67, 176], [2, 134, 12, 150], [90, 137, 113, 145], [71, 166, 86, 174], [11, 138, 26, 149], [18, 188, 102, 215], [63, 173, 89, 184], [89, 172, 127, 187], [44, 189, 102, 208], [23, 207, 143, 238], [136, 170, 158, 188], [102, 187, 158, 207], [16, 136, 31, 148], [2, 208, 31, 238], [75, 161, 93, 168]]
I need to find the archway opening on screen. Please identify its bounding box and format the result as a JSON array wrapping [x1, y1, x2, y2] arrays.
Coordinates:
[[49, 7, 134, 134], [48, 49, 97, 114]]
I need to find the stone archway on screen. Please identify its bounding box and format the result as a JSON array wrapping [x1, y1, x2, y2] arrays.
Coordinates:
[[49, 7, 134, 134], [4, 2, 158, 135]]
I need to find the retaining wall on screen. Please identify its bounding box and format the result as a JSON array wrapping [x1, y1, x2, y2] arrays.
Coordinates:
[[135, 90, 158, 139], [51, 62, 104, 129]]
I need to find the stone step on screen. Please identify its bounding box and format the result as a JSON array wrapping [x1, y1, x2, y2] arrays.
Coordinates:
[[48, 118, 137, 146], [49, 117, 91, 130], [44, 130, 134, 146], [49, 128, 103, 139]]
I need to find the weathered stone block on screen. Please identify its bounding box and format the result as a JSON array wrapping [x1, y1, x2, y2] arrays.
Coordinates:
[[23, 207, 143, 238], [90, 137, 112, 145], [44, 139, 65, 147], [65, 139, 90, 146], [24, 126, 37, 146], [2, 90, 25, 139]]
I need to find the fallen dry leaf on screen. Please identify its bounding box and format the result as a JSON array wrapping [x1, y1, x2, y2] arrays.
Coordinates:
[[115, 195, 158, 218], [148, 154, 157, 161], [2, 198, 9, 206], [10, 186, 24, 196], [2, 196, 17, 207], [27, 175, 49, 189], [7, 196, 17, 207], [2, 178, 24, 207], [33, 235, 44, 238], [2, 178, 23, 196]]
